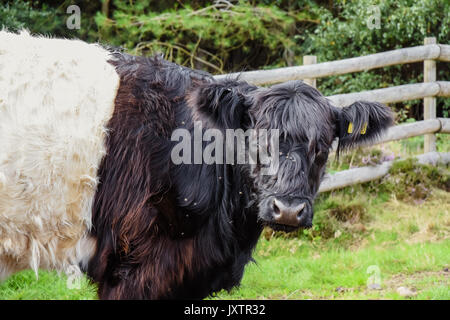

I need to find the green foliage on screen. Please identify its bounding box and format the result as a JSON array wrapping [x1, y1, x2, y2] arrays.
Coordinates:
[[383, 158, 450, 200], [0, 1, 67, 35], [95, 0, 320, 73], [306, 0, 449, 61], [304, 0, 450, 119], [307, 195, 369, 241], [0, 0, 98, 40]]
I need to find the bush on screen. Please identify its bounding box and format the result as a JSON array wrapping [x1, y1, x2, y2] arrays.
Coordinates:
[[0, 0, 99, 41], [95, 0, 320, 73], [0, 1, 66, 35], [382, 158, 450, 200]]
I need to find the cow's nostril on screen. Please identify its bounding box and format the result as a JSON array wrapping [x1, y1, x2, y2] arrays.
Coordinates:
[[294, 202, 306, 217], [273, 200, 280, 216]]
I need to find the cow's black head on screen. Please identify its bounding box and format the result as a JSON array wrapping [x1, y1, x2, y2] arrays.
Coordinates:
[[189, 79, 393, 232]]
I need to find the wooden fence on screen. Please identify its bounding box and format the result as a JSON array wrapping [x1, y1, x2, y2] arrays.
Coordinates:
[[214, 38, 450, 192]]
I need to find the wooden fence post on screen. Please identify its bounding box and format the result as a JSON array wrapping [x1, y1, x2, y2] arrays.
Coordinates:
[[424, 37, 437, 152], [303, 55, 317, 88]]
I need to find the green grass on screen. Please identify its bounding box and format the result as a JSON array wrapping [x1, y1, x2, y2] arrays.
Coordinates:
[[211, 188, 449, 300], [212, 239, 449, 300], [0, 270, 96, 300]]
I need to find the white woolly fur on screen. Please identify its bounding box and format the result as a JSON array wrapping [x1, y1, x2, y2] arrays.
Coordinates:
[[0, 30, 120, 279]]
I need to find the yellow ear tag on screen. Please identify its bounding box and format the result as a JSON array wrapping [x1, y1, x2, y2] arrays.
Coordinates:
[[347, 122, 353, 134], [361, 122, 368, 135]]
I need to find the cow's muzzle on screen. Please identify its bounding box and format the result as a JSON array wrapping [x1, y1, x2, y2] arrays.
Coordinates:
[[264, 197, 312, 231]]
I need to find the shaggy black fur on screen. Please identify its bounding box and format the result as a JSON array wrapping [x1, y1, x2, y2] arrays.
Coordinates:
[[87, 54, 393, 299]]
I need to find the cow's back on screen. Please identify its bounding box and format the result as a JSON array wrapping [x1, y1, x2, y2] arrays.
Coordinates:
[[0, 31, 120, 278]]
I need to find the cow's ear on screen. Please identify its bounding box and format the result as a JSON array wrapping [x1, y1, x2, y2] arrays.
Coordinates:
[[335, 101, 394, 153], [188, 80, 253, 129]]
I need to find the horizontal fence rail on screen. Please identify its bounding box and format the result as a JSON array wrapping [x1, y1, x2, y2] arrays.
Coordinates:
[[439, 44, 450, 62], [214, 44, 450, 85], [328, 81, 450, 107], [380, 118, 450, 143], [319, 152, 450, 193]]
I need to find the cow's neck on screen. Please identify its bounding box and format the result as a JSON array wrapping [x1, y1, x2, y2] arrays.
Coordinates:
[[164, 160, 262, 298], [170, 158, 259, 236]]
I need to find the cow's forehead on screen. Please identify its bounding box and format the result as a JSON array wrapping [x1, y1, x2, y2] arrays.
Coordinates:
[[250, 82, 336, 144]]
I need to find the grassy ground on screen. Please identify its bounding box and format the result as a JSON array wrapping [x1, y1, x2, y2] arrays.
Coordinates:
[[213, 188, 449, 300], [0, 136, 448, 300]]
